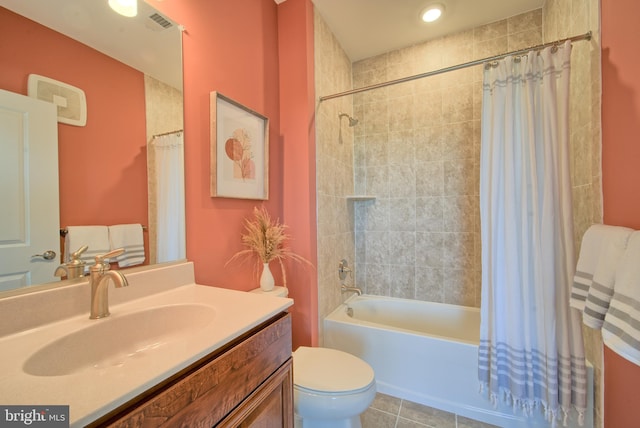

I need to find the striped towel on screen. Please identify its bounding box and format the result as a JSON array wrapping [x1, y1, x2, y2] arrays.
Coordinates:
[[602, 231, 640, 365], [571, 225, 618, 310], [583, 227, 633, 328], [65, 225, 110, 267], [108, 224, 146, 268]]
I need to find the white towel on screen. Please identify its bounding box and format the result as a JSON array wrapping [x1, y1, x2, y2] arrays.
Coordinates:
[[64, 225, 110, 266], [571, 225, 621, 310], [583, 227, 633, 328], [108, 224, 145, 267], [602, 231, 640, 365]]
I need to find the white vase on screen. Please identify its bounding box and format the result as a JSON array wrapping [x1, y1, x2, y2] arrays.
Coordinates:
[[260, 262, 275, 291]]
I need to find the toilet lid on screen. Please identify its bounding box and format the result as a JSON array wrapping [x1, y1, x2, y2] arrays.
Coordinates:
[[293, 347, 375, 393]]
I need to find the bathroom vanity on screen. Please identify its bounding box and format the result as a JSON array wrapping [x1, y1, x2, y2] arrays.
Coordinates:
[[0, 261, 294, 427], [94, 313, 292, 427]]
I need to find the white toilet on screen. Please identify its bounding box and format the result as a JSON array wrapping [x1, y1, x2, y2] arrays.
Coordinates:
[[293, 346, 376, 428], [250, 286, 376, 427]]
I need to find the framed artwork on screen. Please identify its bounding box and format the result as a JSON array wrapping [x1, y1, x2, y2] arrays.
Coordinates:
[[210, 91, 269, 199]]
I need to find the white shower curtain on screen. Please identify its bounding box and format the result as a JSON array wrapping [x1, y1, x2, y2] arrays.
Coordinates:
[[150, 132, 186, 262], [478, 41, 587, 425]]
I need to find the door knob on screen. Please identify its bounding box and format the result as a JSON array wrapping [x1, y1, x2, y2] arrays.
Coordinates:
[[32, 250, 57, 260]]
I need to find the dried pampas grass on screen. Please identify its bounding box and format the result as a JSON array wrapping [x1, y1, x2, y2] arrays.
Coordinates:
[[226, 206, 311, 287]]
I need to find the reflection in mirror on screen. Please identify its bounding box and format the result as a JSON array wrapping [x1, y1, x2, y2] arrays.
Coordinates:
[[0, 0, 184, 295]]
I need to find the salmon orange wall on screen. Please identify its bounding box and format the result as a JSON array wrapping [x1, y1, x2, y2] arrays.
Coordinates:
[[0, 8, 149, 258], [602, 0, 640, 227], [152, 0, 282, 285], [601, 0, 640, 426], [277, 0, 319, 347], [153, 0, 317, 347]]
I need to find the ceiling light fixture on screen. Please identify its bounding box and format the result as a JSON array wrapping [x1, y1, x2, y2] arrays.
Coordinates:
[[421, 4, 444, 23], [108, 0, 138, 17]]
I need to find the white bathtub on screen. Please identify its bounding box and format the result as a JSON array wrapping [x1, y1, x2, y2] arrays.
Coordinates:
[[324, 295, 593, 428]]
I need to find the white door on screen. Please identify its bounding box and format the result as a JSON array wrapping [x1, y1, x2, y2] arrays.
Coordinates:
[[0, 89, 60, 291]]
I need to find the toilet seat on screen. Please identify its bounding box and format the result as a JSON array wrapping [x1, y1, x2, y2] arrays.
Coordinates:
[[293, 346, 375, 394]]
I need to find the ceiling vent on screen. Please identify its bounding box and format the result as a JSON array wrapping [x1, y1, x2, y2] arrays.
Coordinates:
[[147, 12, 173, 30]]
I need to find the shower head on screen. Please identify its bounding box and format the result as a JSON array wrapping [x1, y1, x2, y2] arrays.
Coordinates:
[[339, 112, 359, 127]]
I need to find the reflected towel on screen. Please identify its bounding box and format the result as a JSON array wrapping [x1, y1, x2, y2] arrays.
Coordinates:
[[108, 224, 145, 267], [64, 226, 110, 266], [583, 227, 633, 328], [602, 231, 640, 365]]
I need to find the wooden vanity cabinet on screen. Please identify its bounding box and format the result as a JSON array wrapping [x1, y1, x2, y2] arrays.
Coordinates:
[[91, 312, 293, 428]]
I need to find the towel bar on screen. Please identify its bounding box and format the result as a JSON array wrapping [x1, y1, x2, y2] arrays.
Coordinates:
[[60, 226, 148, 237]]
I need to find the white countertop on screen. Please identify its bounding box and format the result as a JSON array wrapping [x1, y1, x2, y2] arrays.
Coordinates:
[[0, 262, 293, 427]]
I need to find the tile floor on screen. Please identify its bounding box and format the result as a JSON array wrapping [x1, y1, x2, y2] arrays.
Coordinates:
[[362, 393, 500, 428]]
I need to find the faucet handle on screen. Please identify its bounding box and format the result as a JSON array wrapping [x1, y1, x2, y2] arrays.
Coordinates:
[[70, 245, 89, 261], [338, 259, 352, 281], [94, 248, 125, 265]]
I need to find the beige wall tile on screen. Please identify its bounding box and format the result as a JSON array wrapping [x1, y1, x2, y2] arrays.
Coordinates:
[[474, 36, 508, 59], [314, 9, 357, 343], [317, 1, 601, 423], [415, 266, 444, 302], [474, 20, 508, 43], [508, 9, 542, 34], [444, 268, 476, 307], [416, 197, 444, 231], [508, 28, 543, 51]]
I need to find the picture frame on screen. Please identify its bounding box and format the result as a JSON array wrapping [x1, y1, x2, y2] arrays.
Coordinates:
[[210, 91, 269, 200]]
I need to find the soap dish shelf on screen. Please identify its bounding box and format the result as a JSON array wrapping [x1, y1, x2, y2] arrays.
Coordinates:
[[346, 195, 376, 201]]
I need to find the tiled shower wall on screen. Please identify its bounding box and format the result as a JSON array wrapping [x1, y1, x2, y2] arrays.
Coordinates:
[[315, 3, 603, 425], [314, 10, 356, 344], [352, 11, 545, 307]]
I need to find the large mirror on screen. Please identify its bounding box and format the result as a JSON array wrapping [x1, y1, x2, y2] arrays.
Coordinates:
[[0, 0, 184, 295]]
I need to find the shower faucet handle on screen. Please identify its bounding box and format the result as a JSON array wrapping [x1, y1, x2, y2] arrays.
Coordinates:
[[338, 259, 352, 281]]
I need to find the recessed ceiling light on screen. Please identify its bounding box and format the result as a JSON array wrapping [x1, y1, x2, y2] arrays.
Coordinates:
[[108, 0, 138, 17], [421, 4, 444, 23]]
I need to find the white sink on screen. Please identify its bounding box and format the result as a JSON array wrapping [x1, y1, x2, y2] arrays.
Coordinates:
[[0, 262, 293, 427], [23, 303, 216, 376]]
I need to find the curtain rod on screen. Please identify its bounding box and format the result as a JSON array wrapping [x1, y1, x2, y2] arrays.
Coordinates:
[[152, 129, 183, 138], [319, 31, 592, 102]]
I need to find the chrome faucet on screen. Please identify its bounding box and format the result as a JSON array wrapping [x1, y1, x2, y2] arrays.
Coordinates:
[[89, 248, 129, 319], [341, 284, 362, 296], [338, 260, 361, 296], [54, 245, 88, 280]]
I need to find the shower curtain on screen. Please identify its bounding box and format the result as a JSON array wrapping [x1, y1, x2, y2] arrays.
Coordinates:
[[478, 41, 587, 425], [150, 132, 186, 262]]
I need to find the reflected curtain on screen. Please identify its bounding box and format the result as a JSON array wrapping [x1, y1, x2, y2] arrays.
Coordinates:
[[150, 132, 185, 262], [478, 41, 587, 425]]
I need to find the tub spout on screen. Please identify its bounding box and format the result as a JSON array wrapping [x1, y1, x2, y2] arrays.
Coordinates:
[[341, 284, 362, 296]]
